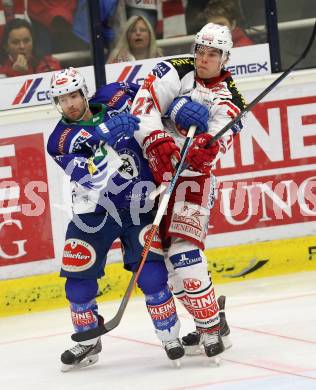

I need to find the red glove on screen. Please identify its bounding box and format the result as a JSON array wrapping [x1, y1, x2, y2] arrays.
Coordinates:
[[143, 130, 181, 184], [186, 133, 220, 174]]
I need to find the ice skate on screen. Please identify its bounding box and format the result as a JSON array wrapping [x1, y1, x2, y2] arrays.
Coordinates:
[[201, 329, 224, 366], [61, 338, 102, 372], [182, 295, 231, 355], [162, 339, 185, 368]]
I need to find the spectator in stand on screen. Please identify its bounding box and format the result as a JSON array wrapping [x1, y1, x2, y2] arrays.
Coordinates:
[[27, 0, 85, 54], [107, 15, 163, 63], [0, 0, 27, 42], [205, 0, 254, 47], [0, 18, 61, 77]]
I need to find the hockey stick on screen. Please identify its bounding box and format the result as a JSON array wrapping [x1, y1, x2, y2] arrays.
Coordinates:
[[149, 20, 316, 200], [72, 22, 315, 343], [71, 125, 197, 342], [206, 20, 316, 145]]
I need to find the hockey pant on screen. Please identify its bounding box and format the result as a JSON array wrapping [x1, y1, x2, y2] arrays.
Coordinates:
[[65, 261, 180, 344], [166, 237, 220, 334]]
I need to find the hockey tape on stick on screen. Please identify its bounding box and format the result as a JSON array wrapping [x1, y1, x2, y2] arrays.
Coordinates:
[[71, 125, 197, 343]]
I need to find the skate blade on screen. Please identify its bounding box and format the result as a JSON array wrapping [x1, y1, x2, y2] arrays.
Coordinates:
[[61, 355, 99, 372], [222, 335, 232, 350], [171, 358, 182, 369], [184, 345, 203, 356], [208, 356, 221, 367]]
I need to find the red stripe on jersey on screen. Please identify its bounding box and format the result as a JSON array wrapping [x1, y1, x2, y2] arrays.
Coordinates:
[[218, 100, 240, 116], [162, 0, 184, 18], [149, 84, 162, 113]]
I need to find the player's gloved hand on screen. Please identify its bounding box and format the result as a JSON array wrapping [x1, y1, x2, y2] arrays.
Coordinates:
[[186, 133, 220, 174], [167, 97, 209, 134], [143, 130, 181, 184], [96, 113, 140, 146]]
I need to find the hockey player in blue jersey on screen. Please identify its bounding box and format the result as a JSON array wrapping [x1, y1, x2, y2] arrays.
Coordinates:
[[47, 67, 185, 371]]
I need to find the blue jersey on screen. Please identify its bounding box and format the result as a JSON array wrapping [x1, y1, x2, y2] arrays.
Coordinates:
[[47, 82, 154, 214]]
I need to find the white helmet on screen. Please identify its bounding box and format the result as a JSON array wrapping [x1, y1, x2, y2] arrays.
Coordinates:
[[49, 67, 89, 117], [49, 67, 88, 101], [195, 23, 233, 54]]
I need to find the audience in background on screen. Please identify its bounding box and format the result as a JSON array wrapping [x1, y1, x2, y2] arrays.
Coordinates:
[[0, 0, 28, 42], [121, 0, 187, 39], [27, 0, 85, 55], [0, 18, 61, 77], [205, 0, 254, 47], [107, 15, 163, 64]]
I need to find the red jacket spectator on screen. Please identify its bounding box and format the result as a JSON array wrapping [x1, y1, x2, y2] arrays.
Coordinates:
[[0, 18, 61, 78], [232, 26, 253, 47], [0, 55, 61, 77], [0, 0, 26, 42], [27, 0, 77, 30]]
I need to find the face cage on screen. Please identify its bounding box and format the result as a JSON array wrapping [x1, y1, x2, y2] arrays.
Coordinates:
[[52, 89, 89, 122], [194, 44, 229, 68]]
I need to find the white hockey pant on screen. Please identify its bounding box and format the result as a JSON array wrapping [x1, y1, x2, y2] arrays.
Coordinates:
[[166, 238, 220, 332]]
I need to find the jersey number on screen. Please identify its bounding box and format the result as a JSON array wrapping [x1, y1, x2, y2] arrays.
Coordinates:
[[133, 97, 154, 115]]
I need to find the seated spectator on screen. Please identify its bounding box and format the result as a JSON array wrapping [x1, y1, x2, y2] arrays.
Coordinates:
[[27, 0, 86, 54], [205, 0, 254, 47], [0, 0, 28, 42], [0, 18, 61, 77], [107, 15, 163, 63]]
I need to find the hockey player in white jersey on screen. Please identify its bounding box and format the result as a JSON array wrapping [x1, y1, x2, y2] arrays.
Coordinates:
[[131, 23, 245, 360]]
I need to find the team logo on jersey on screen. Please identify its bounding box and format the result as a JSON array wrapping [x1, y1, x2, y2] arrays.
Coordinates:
[[139, 224, 163, 255], [118, 155, 137, 179], [62, 239, 96, 272], [152, 62, 171, 78]]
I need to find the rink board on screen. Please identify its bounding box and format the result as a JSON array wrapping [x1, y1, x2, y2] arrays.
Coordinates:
[[1, 234, 316, 317]]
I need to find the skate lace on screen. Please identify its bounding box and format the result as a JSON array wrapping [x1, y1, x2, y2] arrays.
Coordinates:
[[69, 343, 90, 357], [202, 332, 219, 347], [163, 340, 180, 350]]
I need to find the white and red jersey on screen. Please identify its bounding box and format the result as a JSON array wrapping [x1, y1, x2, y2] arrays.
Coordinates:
[[131, 55, 246, 175]]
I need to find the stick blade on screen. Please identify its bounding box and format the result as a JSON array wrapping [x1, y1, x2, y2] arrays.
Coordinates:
[[71, 318, 119, 342]]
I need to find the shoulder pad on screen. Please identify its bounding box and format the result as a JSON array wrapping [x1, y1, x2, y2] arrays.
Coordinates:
[[89, 82, 139, 108], [165, 56, 195, 79]]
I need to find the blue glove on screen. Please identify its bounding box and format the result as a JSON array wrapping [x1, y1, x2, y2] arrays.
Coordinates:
[[96, 113, 140, 146], [167, 97, 209, 134]]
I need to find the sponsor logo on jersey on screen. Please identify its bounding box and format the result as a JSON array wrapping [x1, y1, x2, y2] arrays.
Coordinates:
[[62, 239, 96, 272], [170, 203, 208, 242], [12, 77, 50, 105], [107, 89, 125, 107], [170, 249, 203, 269], [152, 62, 171, 78], [169, 57, 194, 67], [147, 296, 176, 320], [71, 309, 96, 326], [69, 129, 92, 152], [58, 127, 72, 154], [139, 224, 163, 255], [183, 278, 202, 291], [179, 288, 218, 320]]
